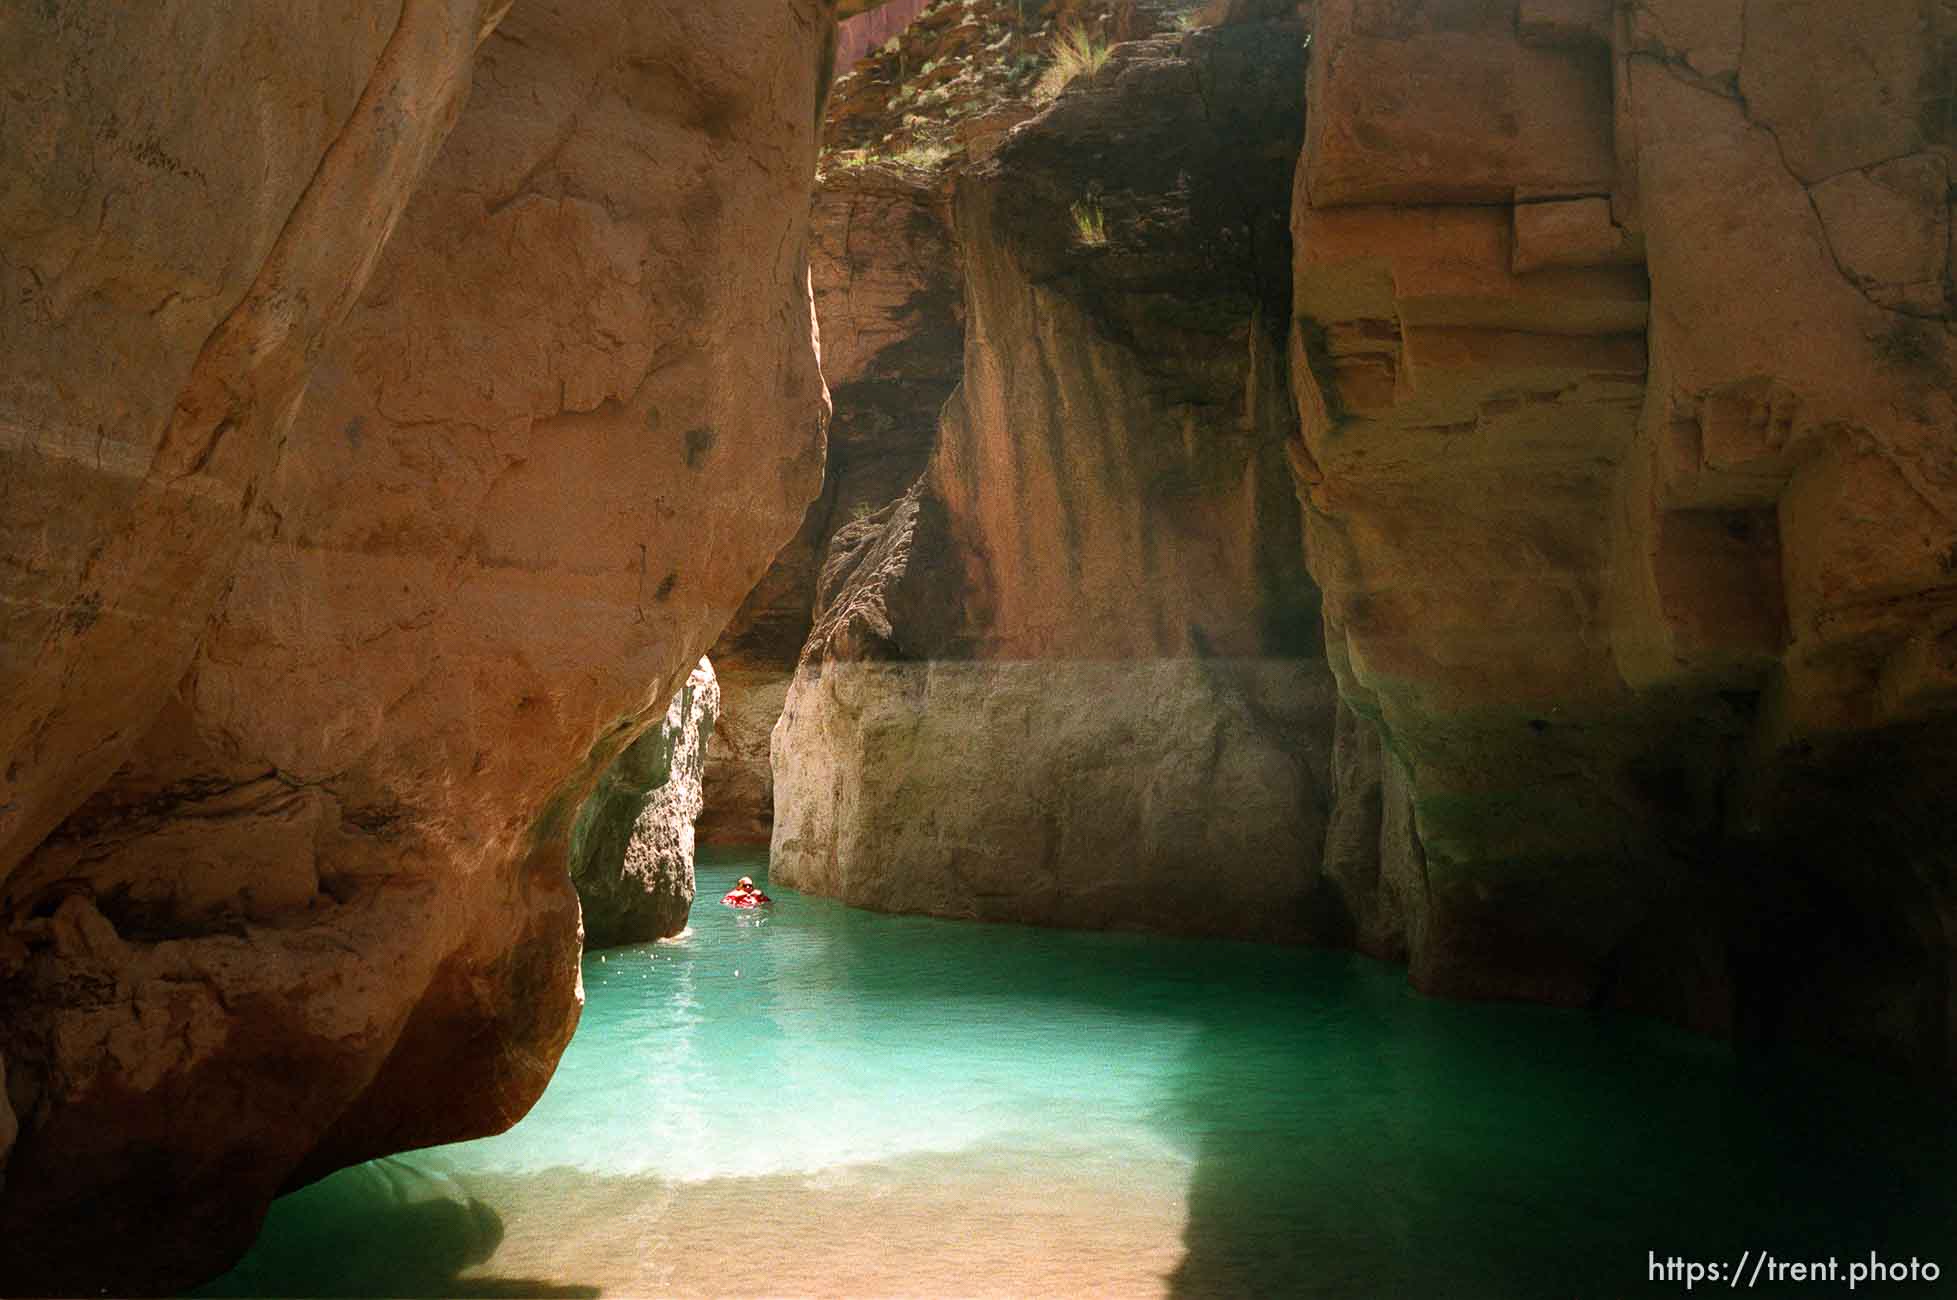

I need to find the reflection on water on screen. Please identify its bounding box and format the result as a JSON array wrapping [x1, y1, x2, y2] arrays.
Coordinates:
[[202, 848, 1957, 1298]]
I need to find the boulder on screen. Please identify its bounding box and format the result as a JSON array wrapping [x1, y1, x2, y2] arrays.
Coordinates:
[[573, 660, 721, 947]]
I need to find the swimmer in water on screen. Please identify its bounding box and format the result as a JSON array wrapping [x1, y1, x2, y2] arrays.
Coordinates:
[[722, 875, 772, 907]]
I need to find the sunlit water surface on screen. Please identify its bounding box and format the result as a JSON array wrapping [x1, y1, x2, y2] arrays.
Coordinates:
[[202, 849, 1957, 1297]]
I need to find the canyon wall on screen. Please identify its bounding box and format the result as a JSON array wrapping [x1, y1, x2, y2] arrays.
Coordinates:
[[775, 0, 1957, 1079], [4, 10, 1951, 1295], [706, 1, 1210, 855], [699, 165, 962, 845], [836, 0, 935, 73], [0, 0, 504, 923], [770, 20, 1342, 937], [0, 2, 838, 1292], [1292, 0, 1957, 1069]]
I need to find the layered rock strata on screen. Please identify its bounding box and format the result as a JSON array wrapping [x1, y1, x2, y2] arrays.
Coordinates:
[[572, 660, 721, 947], [771, 20, 1341, 937], [0, 2, 837, 1291], [700, 165, 962, 844], [1291, 0, 1957, 1069]]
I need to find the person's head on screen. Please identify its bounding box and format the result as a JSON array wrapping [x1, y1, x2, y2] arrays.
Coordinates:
[[738, 877, 754, 890]]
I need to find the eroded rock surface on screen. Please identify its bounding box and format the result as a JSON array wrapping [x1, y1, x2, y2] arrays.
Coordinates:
[[0, 0, 506, 888], [0, 2, 836, 1291], [573, 660, 721, 947], [1291, 0, 1957, 1068], [772, 19, 1341, 936], [701, 164, 961, 844]]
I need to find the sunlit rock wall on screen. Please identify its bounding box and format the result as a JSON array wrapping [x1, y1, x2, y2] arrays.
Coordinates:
[[700, 165, 962, 845], [1291, 0, 1957, 1069], [0, 0, 504, 901], [0, 2, 837, 1291], [771, 19, 1341, 937], [572, 659, 721, 948]]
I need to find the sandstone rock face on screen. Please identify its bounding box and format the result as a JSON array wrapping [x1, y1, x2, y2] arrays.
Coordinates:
[[701, 164, 961, 844], [775, 489, 1341, 936], [936, 23, 1318, 662], [721, 0, 1209, 848], [698, 671, 797, 846], [573, 660, 721, 947], [0, 2, 836, 1292], [0, 0, 506, 889], [836, 0, 933, 72], [1292, 0, 1957, 1068], [772, 21, 1342, 936]]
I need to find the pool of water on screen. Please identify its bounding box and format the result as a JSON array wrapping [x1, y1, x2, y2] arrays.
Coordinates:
[[202, 848, 1957, 1297]]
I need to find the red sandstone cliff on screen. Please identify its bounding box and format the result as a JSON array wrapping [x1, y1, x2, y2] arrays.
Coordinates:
[[0, 2, 839, 1291], [1292, 0, 1957, 1069], [772, 0, 1957, 1077]]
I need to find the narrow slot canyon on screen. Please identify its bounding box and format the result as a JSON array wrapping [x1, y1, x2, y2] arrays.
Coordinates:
[[2, 1, 1955, 1296]]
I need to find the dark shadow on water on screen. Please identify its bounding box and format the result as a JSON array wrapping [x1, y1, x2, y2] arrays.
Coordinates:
[[192, 1160, 600, 1299], [1159, 947, 1957, 1298]]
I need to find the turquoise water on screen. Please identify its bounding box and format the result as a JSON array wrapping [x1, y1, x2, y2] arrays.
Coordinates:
[[204, 848, 1957, 1297]]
